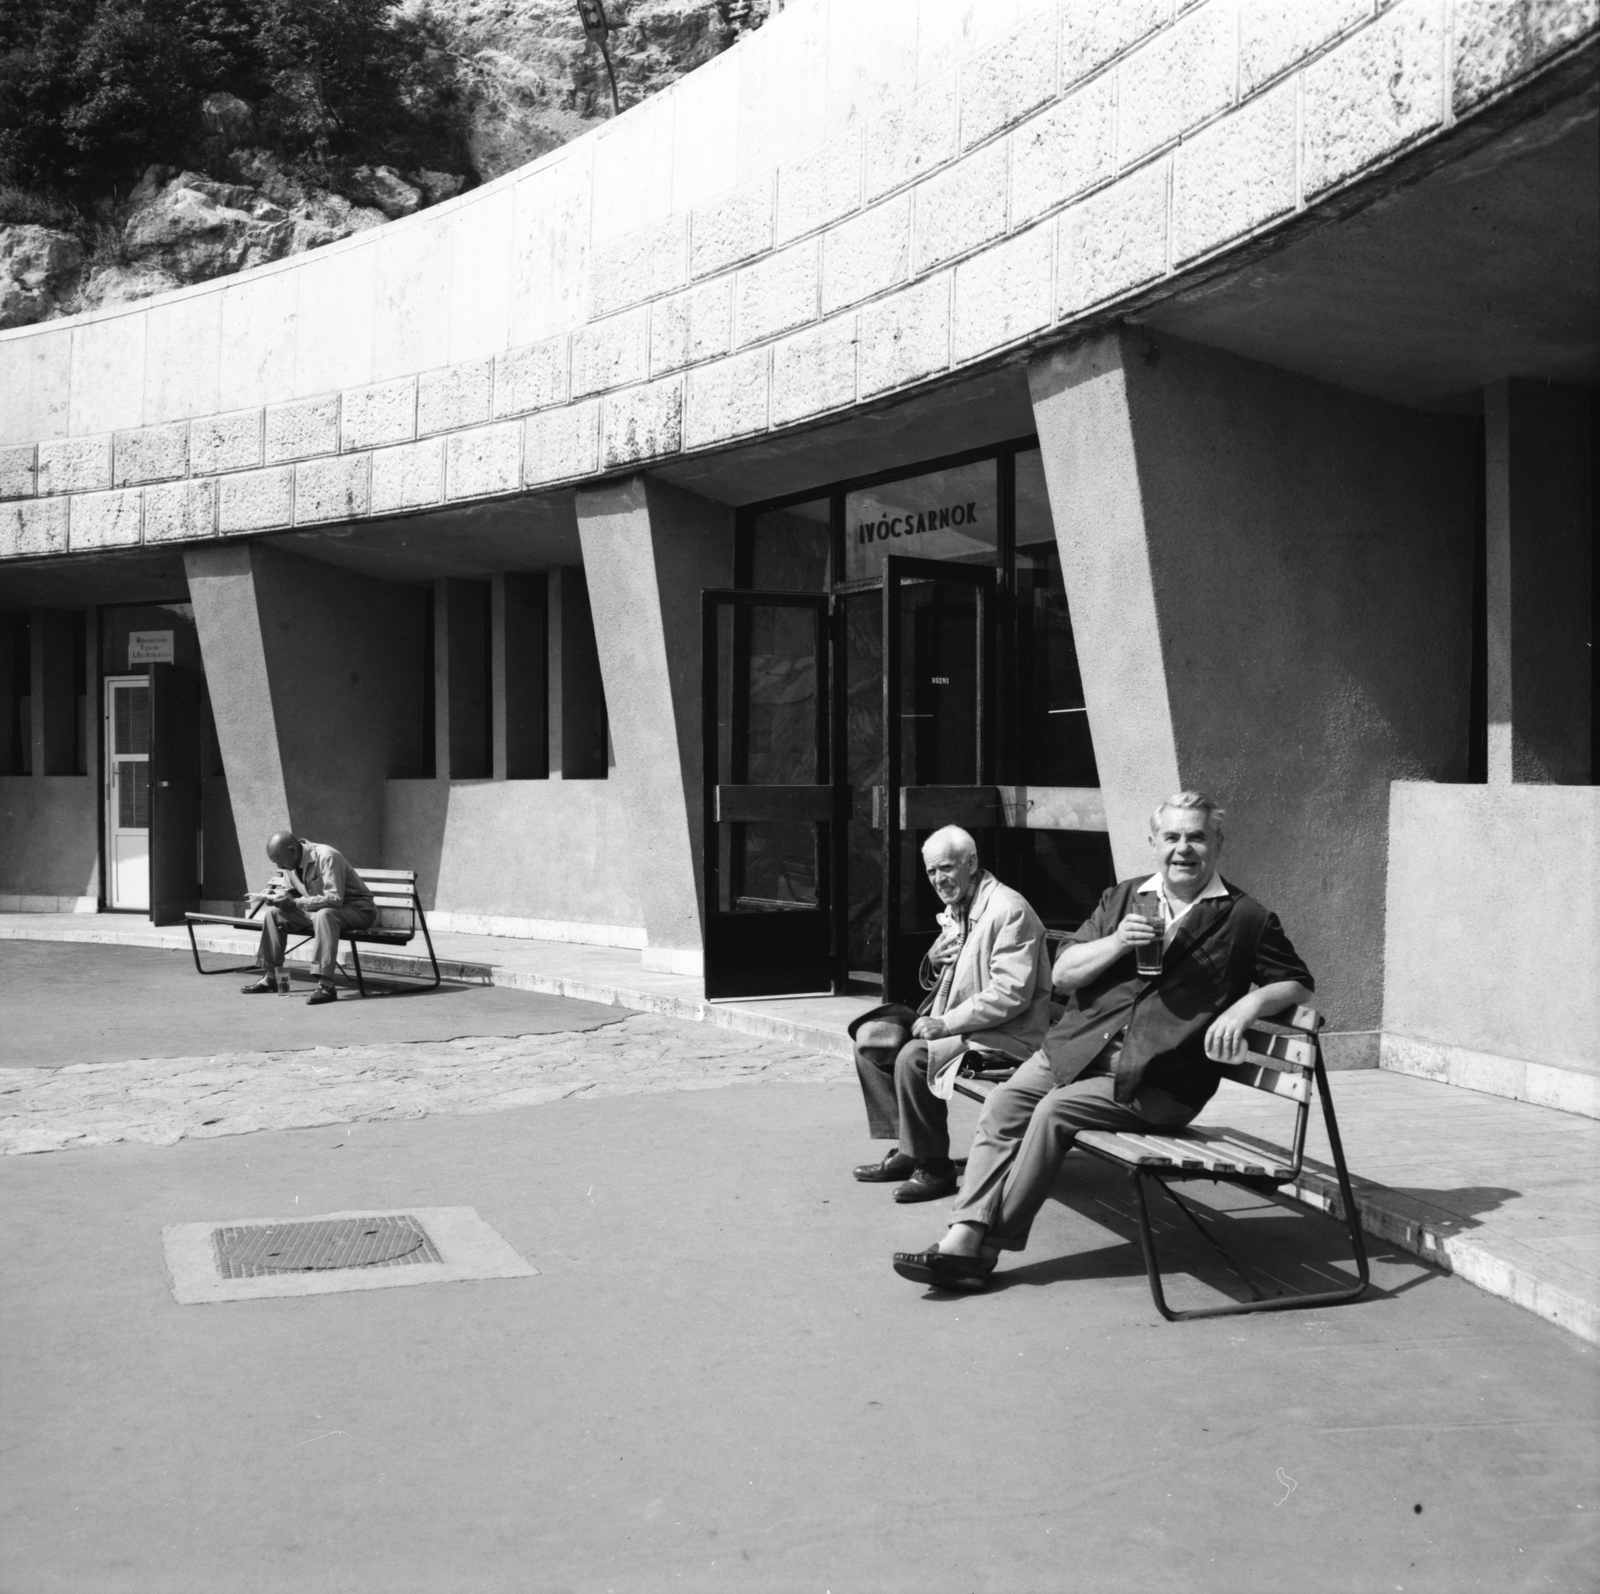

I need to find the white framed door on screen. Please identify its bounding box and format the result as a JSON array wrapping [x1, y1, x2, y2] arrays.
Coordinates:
[[104, 675, 150, 911]]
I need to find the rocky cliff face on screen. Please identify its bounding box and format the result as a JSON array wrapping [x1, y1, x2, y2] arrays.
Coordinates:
[[0, 0, 773, 330]]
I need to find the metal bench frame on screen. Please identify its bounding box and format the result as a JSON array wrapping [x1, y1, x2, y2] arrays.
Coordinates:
[[183, 867, 441, 997], [954, 1005, 1369, 1321]]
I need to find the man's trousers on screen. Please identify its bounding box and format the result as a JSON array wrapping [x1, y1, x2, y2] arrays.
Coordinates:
[[257, 901, 376, 979], [855, 1039, 953, 1163], [948, 1054, 1199, 1251]]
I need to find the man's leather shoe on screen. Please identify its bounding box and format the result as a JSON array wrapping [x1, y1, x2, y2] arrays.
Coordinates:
[[306, 986, 337, 1006], [893, 1163, 958, 1203], [853, 1150, 918, 1183], [240, 978, 275, 994]]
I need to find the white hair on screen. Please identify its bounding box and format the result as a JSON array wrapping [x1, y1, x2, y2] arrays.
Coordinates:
[[921, 825, 979, 863], [1149, 791, 1226, 840]]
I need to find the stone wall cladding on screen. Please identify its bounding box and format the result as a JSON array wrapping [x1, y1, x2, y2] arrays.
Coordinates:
[[1011, 72, 1117, 228], [0, 497, 68, 558], [691, 179, 776, 279], [775, 130, 863, 246], [601, 377, 684, 468], [70, 488, 142, 550], [590, 215, 689, 317], [446, 422, 522, 500], [1303, 0, 1445, 198], [1453, 0, 1598, 111], [821, 197, 911, 315], [1240, 0, 1373, 96], [218, 466, 294, 533], [571, 309, 649, 399], [144, 478, 216, 544], [1118, 0, 1240, 167], [685, 349, 769, 449], [264, 396, 339, 464], [770, 314, 859, 427], [960, 11, 1060, 152], [913, 140, 1011, 274], [859, 272, 952, 398], [295, 453, 370, 524], [494, 337, 569, 418], [0, 445, 35, 500], [735, 240, 819, 347], [650, 279, 734, 375], [189, 411, 262, 476], [38, 436, 111, 496], [524, 401, 599, 486], [953, 222, 1054, 364], [1061, 0, 1170, 87], [341, 378, 417, 452], [866, 74, 960, 201], [370, 438, 444, 514], [1172, 80, 1299, 263], [113, 421, 188, 487], [1058, 156, 1171, 316], [418, 361, 493, 436]]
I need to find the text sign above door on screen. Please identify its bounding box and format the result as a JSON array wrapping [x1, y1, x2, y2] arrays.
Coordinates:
[[128, 630, 175, 664]]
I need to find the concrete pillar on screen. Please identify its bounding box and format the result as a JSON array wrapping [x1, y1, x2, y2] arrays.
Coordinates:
[[547, 566, 607, 780], [30, 608, 76, 776], [185, 542, 425, 874], [575, 477, 734, 973], [1029, 329, 1478, 1031], [1484, 380, 1594, 785], [434, 578, 491, 780], [492, 573, 547, 780]]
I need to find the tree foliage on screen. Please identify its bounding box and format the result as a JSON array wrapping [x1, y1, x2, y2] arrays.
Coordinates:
[[0, 0, 464, 198]]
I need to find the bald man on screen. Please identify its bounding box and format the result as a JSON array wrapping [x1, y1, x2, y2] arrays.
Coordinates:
[[240, 832, 377, 1006], [851, 826, 1052, 1202]]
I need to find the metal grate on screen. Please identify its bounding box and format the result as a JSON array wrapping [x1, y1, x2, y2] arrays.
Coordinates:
[[212, 1215, 442, 1278]]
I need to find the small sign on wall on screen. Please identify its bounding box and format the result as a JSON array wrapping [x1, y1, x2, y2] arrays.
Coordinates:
[[129, 630, 175, 665]]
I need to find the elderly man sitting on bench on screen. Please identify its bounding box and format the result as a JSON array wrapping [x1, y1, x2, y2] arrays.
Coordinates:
[[240, 831, 377, 1006], [892, 792, 1314, 1292]]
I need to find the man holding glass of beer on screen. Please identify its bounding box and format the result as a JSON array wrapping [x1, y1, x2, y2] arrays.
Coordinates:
[[892, 791, 1315, 1291]]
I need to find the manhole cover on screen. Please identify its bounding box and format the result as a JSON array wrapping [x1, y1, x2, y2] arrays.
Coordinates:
[[213, 1215, 442, 1278]]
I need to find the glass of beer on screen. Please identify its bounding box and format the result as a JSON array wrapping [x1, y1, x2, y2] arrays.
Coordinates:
[[1134, 898, 1164, 977]]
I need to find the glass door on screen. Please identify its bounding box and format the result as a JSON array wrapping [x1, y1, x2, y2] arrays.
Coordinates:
[[881, 555, 997, 1002], [104, 676, 150, 910], [701, 590, 840, 998]]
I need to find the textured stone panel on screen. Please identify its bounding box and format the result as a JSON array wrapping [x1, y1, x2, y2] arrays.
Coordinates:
[[143, 478, 217, 544], [1012, 72, 1118, 226], [770, 314, 859, 427], [1172, 82, 1298, 262], [0, 497, 68, 558], [959, 11, 1060, 151], [820, 197, 912, 314], [295, 453, 371, 524], [1453, 0, 1596, 111], [865, 73, 960, 200], [571, 309, 650, 398], [418, 361, 493, 436], [37, 435, 112, 496], [445, 422, 522, 500], [70, 488, 142, 550], [1118, 0, 1239, 167], [590, 214, 689, 316], [218, 466, 294, 533], [775, 128, 863, 245], [113, 421, 188, 487], [0, 445, 34, 500], [1303, 0, 1445, 197], [494, 337, 570, 417], [859, 273, 952, 397], [189, 410, 262, 476], [264, 395, 339, 463], [600, 377, 684, 468], [342, 378, 417, 451], [1058, 159, 1170, 315], [953, 222, 1054, 363], [913, 140, 1011, 273], [684, 349, 770, 449], [734, 241, 819, 348], [524, 402, 600, 486], [691, 179, 775, 278], [650, 279, 734, 374], [1060, 0, 1169, 87], [1239, 0, 1371, 95], [370, 438, 444, 514]]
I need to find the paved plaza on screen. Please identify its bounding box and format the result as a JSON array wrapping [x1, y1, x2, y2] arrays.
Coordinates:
[[2, 939, 1597, 1593]]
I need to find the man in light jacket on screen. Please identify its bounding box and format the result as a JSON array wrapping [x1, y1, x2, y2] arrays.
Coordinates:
[[851, 825, 1051, 1203]]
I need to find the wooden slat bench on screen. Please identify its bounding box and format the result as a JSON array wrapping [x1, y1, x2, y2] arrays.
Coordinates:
[[184, 868, 441, 997], [953, 1004, 1370, 1321]]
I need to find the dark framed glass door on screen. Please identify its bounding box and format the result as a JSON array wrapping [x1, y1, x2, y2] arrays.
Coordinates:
[[701, 590, 839, 999], [881, 555, 997, 1003]]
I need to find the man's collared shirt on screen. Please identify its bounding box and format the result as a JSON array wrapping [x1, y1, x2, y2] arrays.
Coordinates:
[[1136, 869, 1230, 945], [274, 840, 375, 913]]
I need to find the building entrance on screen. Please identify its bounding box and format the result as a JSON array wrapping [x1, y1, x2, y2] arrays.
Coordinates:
[[703, 440, 1115, 1003]]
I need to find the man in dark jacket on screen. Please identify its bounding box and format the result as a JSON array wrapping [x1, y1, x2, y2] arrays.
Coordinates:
[[892, 792, 1314, 1291]]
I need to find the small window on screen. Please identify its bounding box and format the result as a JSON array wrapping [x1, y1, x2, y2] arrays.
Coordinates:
[[844, 459, 998, 583], [750, 499, 831, 591]]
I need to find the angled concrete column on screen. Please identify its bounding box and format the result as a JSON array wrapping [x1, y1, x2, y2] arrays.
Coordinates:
[[1030, 329, 1478, 1030], [575, 477, 733, 973], [185, 542, 427, 874], [1484, 380, 1595, 785]]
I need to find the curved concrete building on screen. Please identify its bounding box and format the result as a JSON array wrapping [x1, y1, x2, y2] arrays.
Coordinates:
[[1, 1, 1596, 1100]]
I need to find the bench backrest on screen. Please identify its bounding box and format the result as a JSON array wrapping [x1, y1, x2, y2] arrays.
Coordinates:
[[357, 868, 424, 934]]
